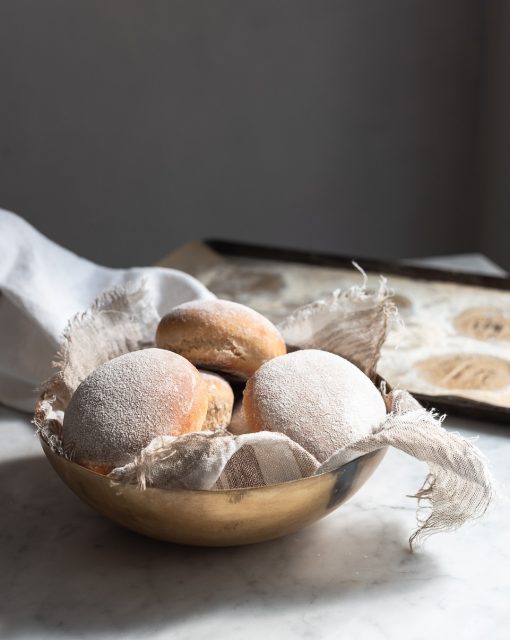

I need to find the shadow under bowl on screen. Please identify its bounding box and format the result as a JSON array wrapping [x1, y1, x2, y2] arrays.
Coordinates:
[[41, 440, 386, 547]]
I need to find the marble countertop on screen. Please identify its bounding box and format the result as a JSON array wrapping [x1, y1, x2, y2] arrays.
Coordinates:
[[1, 255, 509, 640]]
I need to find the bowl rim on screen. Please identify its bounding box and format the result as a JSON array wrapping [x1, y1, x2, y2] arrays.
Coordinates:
[[40, 436, 387, 495]]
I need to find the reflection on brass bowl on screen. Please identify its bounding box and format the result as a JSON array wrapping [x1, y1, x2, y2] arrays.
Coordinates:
[[40, 440, 386, 547]]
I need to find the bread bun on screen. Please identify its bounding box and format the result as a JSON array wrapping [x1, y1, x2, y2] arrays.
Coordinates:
[[156, 299, 286, 379], [63, 348, 208, 473], [199, 370, 235, 430], [227, 401, 252, 435], [242, 349, 386, 462]]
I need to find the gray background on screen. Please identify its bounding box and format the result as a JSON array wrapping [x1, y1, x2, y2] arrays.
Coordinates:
[[0, 1, 507, 268]]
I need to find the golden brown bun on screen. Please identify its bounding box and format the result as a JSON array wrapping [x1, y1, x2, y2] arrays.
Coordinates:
[[63, 348, 208, 471], [227, 401, 252, 435], [156, 299, 287, 379], [78, 461, 115, 476], [199, 370, 235, 430], [242, 349, 387, 462]]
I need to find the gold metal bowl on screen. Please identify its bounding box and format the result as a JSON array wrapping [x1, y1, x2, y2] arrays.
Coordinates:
[[41, 440, 386, 546]]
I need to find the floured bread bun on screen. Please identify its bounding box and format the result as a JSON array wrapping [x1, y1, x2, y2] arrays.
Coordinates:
[[155, 299, 286, 379], [63, 348, 208, 474], [199, 370, 235, 430], [242, 349, 387, 462]]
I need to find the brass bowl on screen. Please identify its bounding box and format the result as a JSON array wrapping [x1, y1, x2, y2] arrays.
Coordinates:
[[41, 440, 386, 546]]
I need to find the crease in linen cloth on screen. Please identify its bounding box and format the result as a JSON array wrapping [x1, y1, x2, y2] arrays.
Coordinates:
[[0, 209, 214, 411]]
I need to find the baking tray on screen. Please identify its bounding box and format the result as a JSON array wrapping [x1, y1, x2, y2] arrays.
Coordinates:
[[199, 239, 510, 424]]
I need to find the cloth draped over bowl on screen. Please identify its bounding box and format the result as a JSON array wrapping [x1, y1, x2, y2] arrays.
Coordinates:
[[0, 209, 214, 412], [35, 276, 496, 548]]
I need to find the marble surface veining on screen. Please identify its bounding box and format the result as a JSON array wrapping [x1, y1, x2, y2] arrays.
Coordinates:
[[1, 406, 509, 640]]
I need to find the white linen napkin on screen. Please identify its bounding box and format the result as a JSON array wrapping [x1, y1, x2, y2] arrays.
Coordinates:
[[0, 209, 214, 412]]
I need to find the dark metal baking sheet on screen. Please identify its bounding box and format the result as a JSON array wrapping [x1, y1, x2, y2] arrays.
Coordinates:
[[205, 238, 510, 424]]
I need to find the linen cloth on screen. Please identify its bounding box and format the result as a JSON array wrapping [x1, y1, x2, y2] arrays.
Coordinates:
[[0, 209, 213, 412]]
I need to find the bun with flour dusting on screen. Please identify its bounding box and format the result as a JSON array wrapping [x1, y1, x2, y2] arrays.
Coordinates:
[[242, 349, 387, 462], [156, 299, 286, 379], [199, 370, 235, 430], [63, 348, 208, 474]]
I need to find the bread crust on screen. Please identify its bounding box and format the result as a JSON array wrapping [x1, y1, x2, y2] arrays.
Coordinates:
[[243, 349, 387, 462], [63, 348, 208, 473], [227, 401, 252, 435], [199, 370, 235, 430], [156, 299, 286, 379]]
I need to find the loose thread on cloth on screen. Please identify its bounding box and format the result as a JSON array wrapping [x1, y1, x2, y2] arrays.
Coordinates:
[[319, 395, 496, 549], [277, 271, 398, 378], [37, 279, 159, 411]]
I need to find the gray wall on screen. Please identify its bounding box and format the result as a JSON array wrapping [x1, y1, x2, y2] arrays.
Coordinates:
[[480, 0, 510, 270], [0, 1, 485, 267]]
